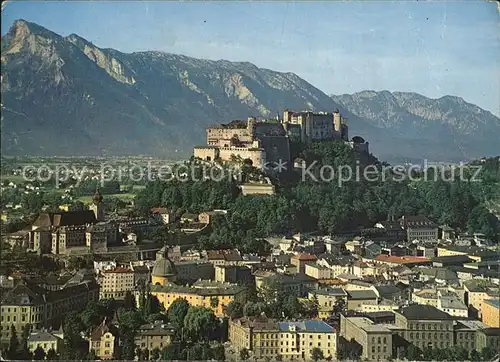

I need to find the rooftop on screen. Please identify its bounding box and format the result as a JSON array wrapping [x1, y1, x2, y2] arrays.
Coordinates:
[[375, 255, 430, 265], [484, 299, 500, 309], [345, 317, 392, 333], [397, 304, 453, 320], [279, 320, 334, 333]]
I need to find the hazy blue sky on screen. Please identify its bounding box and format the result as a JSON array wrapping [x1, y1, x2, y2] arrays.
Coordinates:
[[2, 1, 499, 116]]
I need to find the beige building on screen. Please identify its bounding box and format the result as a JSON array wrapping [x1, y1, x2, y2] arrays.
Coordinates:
[[27, 330, 63, 355], [229, 316, 280, 359], [229, 317, 337, 361], [89, 319, 119, 360], [1, 276, 99, 343], [394, 305, 455, 350], [99, 266, 135, 300], [340, 315, 392, 361], [278, 321, 337, 360], [240, 183, 275, 196], [134, 321, 174, 355], [304, 263, 336, 280]]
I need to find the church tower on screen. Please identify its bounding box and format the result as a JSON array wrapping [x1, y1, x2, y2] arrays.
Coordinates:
[[91, 187, 105, 222]]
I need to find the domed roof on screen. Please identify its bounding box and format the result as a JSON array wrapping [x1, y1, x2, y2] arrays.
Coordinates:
[[152, 249, 176, 277]]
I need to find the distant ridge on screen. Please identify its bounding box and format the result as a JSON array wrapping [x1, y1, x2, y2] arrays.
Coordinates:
[[1, 20, 499, 163]]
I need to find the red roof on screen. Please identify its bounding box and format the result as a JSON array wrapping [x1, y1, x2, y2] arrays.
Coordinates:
[[375, 255, 430, 265], [294, 253, 318, 261]]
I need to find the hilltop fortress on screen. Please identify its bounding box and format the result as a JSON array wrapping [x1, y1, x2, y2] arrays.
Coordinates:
[[193, 109, 369, 167]]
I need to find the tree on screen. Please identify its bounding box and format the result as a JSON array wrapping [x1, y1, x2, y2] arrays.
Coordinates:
[[470, 349, 480, 361], [8, 325, 19, 359], [225, 300, 244, 319], [46, 348, 57, 360], [33, 346, 46, 360], [87, 349, 98, 360], [183, 306, 218, 343], [212, 343, 225, 361], [81, 300, 103, 332], [69, 200, 87, 211], [63, 311, 84, 345], [311, 347, 324, 361], [282, 295, 304, 319], [142, 293, 163, 317], [124, 290, 136, 310], [406, 345, 422, 360], [481, 346, 497, 361], [167, 297, 190, 340], [239, 348, 250, 361]]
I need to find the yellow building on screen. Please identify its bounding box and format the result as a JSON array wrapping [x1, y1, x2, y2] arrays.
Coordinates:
[[229, 317, 280, 359], [482, 299, 500, 328], [89, 319, 119, 360], [148, 281, 245, 317], [27, 330, 63, 355], [436, 246, 498, 262], [99, 266, 135, 300], [308, 288, 347, 319], [340, 315, 392, 362], [0, 277, 99, 343], [464, 281, 499, 317], [229, 317, 337, 361]]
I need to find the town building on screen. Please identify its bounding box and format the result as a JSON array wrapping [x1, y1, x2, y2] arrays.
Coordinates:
[[99, 266, 135, 300], [291, 253, 318, 274], [309, 288, 348, 318], [340, 315, 392, 361], [215, 265, 253, 284], [89, 319, 119, 360], [398, 215, 439, 241], [174, 260, 215, 283], [148, 281, 245, 317], [437, 245, 499, 262], [29, 207, 118, 255], [229, 317, 337, 361], [278, 320, 337, 360], [254, 271, 317, 298], [27, 330, 63, 355], [1, 276, 99, 343], [482, 299, 500, 328], [134, 321, 174, 354], [228, 316, 280, 359], [150, 208, 174, 224], [394, 305, 455, 350]]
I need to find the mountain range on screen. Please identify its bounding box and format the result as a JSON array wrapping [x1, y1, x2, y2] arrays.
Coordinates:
[[1, 20, 499, 163]]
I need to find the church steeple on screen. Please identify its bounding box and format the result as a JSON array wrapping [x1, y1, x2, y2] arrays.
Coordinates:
[[93, 187, 103, 205], [91, 186, 105, 222]]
